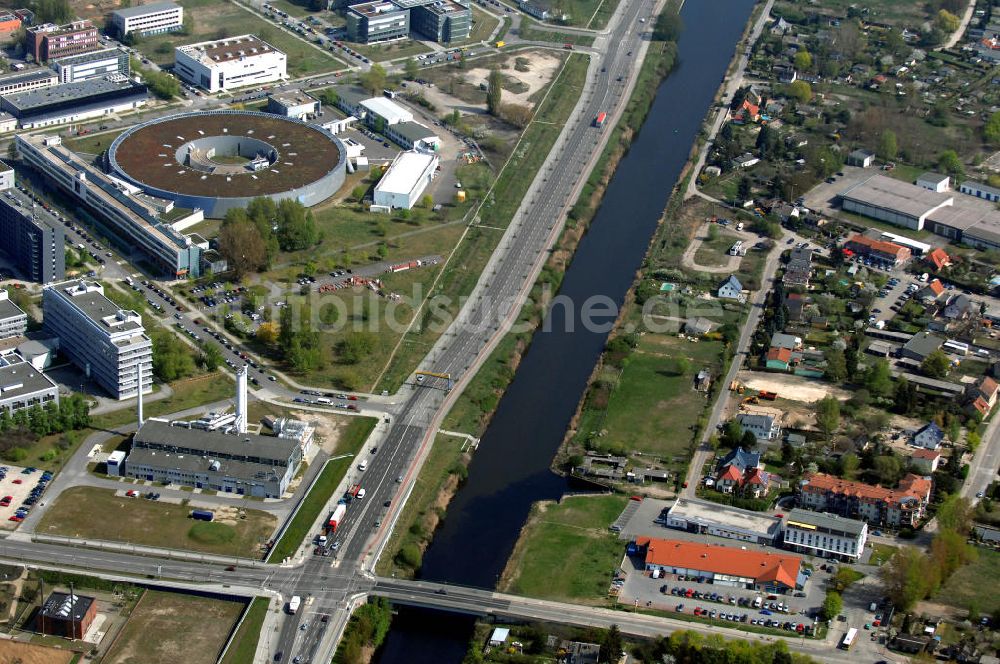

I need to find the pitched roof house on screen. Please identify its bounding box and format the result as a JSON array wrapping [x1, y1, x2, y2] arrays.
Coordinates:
[[798, 472, 932, 527], [909, 448, 942, 473], [766, 346, 792, 370], [912, 422, 945, 450], [925, 248, 951, 270], [636, 537, 801, 591], [717, 275, 744, 300]]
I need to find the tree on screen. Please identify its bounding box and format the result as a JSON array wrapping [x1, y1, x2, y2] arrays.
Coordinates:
[[403, 57, 418, 80], [985, 111, 1000, 144], [815, 395, 841, 439], [824, 348, 847, 382], [150, 328, 196, 381], [275, 200, 318, 251], [740, 430, 758, 450], [821, 591, 843, 621], [198, 343, 224, 371], [33, 0, 72, 24], [877, 129, 898, 161], [881, 546, 930, 611], [339, 331, 376, 364], [839, 452, 860, 480], [936, 495, 973, 535], [600, 625, 623, 663], [793, 49, 812, 71], [787, 80, 812, 103], [218, 218, 268, 278], [652, 8, 683, 41], [486, 68, 503, 116], [359, 64, 387, 96], [935, 9, 960, 34], [737, 175, 752, 201], [921, 349, 951, 378], [938, 150, 965, 183], [893, 376, 918, 413], [138, 67, 181, 100], [318, 87, 339, 107], [864, 359, 894, 399], [256, 321, 279, 345], [873, 455, 903, 485], [721, 419, 743, 449]]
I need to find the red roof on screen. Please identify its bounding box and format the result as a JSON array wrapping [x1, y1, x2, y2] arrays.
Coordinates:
[[845, 234, 910, 259], [767, 347, 792, 363], [802, 472, 930, 508], [742, 99, 760, 116], [927, 279, 945, 296], [926, 248, 950, 270], [970, 396, 990, 416], [911, 448, 941, 460], [978, 376, 999, 400], [717, 465, 744, 483], [745, 467, 768, 485], [636, 537, 800, 588]]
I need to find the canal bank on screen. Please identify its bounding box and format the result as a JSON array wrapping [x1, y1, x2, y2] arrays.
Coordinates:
[[375, 0, 760, 660]]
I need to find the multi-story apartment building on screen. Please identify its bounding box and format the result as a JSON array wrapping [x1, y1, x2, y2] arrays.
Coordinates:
[[798, 472, 932, 528], [0, 165, 65, 283], [0, 290, 28, 340], [175, 35, 286, 92], [50, 47, 130, 83], [42, 280, 152, 400], [26, 21, 99, 63], [345, 1, 410, 44], [111, 1, 183, 38], [782, 509, 868, 562]]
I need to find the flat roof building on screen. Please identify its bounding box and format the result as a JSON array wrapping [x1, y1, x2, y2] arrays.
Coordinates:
[[359, 95, 414, 126], [664, 497, 783, 545], [26, 21, 99, 63], [0, 181, 66, 283], [111, 1, 183, 38], [345, 1, 410, 44], [37, 591, 96, 640], [839, 174, 954, 231], [50, 47, 130, 84], [267, 91, 320, 120], [0, 291, 27, 340], [175, 34, 286, 92], [0, 74, 147, 129], [636, 537, 802, 593], [0, 352, 59, 415], [42, 280, 152, 400], [0, 68, 58, 96], [782, 509, 868, 562], [374, 150, 438, 210], [126, 418, 302, 498], [407, 0, 472, 43], [384, 120, 441, 152]]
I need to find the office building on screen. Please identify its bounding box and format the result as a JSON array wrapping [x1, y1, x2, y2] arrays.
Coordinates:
[[359, 95, 413, 126], [37, 591, 96, 639], [0, 290, 27, 340], [405, 0, 471, 42], [266, 91, 320, 120], [126, 418, 303, 498], [1, 74, 147, 129], [0, 184, 65, 283], [0, 68, 58, 96], [0, 352, 59, 414], [50, 47, 130, 83], [384, 120, 440, 152], [26, 21, 99, 63], [782, 509, 868, 562], [111, 1, 183, 38], [798, 472, 932, 528], [374, 150, 438, 210], [345, 1, 410, 44], [664, 497, 783, 545], [636, 537, 802, 593], [42, 280, 152, 400], [175, 34, 286, 93], [17, 134, 202, 279]]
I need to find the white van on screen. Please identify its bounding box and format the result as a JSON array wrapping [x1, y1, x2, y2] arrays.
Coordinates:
[[356, 488, 366, 499], [316, 398, 332, 405], [358, 460, 368, 471]]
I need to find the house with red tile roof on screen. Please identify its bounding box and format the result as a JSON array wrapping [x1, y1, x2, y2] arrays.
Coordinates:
[[925, 248, 951, 271], [766, 346, 792, 371], [844, 234, 912, 267], [909, 449, 942, 474], [968, 376, 999, 410], [730, 99, 761, 124], [798, 472, 932, 527], [967, 396, 991, 418], [635, 537, 802, 593]]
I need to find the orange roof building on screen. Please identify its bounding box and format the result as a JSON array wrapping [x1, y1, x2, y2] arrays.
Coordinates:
[[635, 537, 801, 591], [799, 472, 931, 527], [927, 279, 945, 297], [926, 248, 951, 270], [844, 234, 912, 266]]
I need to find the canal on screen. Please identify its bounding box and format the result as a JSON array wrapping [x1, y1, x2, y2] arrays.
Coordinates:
[[377, 0, 758, 659]]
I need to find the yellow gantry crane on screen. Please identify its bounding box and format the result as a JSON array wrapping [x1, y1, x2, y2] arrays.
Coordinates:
[[415, 371, 453, 390]]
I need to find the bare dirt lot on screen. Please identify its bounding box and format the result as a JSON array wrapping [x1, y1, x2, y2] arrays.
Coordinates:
[[465, 51, 563, 108], [0, 641, 74, 664], [737, 371, 852, 403], [103, 590, 243, 664]]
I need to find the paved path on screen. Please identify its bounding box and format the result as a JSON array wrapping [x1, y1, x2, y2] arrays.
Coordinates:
[[942, 0, 977, 49], [681, 225, 744, 274]]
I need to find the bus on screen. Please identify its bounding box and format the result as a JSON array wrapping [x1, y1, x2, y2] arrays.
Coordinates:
[[840, 627, 858, 650]]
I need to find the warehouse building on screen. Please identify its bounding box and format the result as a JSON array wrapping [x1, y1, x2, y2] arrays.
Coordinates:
[[664, 497, 783, 545], [0, 178, 66, 283], [782, 509, 868, 562], [636, 537, 802, 593], [0, 353, 59, 415], [345, 1, 410, 43], [839, 175, 954, 231], [37, 591, 96, 640], [42, 280, 153, 400], [111, 1, 183, 38], [125, 418, 302, 498], [374, 150, 438, 210], [0, 68, 58, 96], [16, 133, 203, 279], [384, 120, 441, 152], [0, 74, 147, 129], [959, 180, 1000, 203], [175, 34, 286, 93], [266, 91, 320, 120], [26, 21, 99, 63], [50, 47, 130, 83], [0, 291, 27, 340]]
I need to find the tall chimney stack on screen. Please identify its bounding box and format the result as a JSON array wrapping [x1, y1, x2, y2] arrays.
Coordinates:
[[136, 362, 143, 428], [235, 365, 248, 434]]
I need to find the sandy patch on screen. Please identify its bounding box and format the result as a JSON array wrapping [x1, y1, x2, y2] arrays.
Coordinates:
[[0, 641, 74, 664], [737, 372, 852, 403], [465, 51, 563, 108]]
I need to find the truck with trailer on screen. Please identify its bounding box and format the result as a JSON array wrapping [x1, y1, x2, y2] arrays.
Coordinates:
[[326, 503, 347, 534], [190, 509, 214, 521]]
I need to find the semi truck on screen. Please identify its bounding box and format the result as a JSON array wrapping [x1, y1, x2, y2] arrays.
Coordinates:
[[594, 112, 607, 128], [288, 596, 301, 614], [327, 503, 347, 533], [190, 509, 214, 521]]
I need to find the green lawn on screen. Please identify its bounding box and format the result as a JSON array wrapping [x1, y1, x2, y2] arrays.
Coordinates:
[[89, 373, 235, 431], [457, 6, 501, 45], [38, 487, 275, 558], [344, 39, 433, 62], [502, 494, 627, 602], [693, 232, 738, 268], [62, 129, 126, 155], [220, 597, 270, 664], [103, 590, 244, 664], [868, 543, 897, 566], [267, 416, 376, 562], [933, 548, 1000, 613]]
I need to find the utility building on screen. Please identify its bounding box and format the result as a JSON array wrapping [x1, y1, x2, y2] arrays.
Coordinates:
[[37, 591, 96, 639], [374, 150, 438, 210]]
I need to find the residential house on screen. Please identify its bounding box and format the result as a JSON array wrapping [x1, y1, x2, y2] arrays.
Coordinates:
[[912, 421, 945, 450], [916, 278, 946, 304], [784, 293, 806, 321], [967, 376, 999, 411], [770, 332, 802, 351], [798, 472, 933, 527], [775, 65, 797, 83], [943, 293, 972, 320], [685, 317, 714, 336], [717, 447, 762, 472], [717, 275, 744, 300], [925, 248, 951, 271], [910, 448, 942, 473], [731, 152, 760, 169], [769, 16, 790, 35], [737, 412, 782, 443], [732, 99, 761, 124], [846, 149, 875, 168], [766, 346, 793, 370]]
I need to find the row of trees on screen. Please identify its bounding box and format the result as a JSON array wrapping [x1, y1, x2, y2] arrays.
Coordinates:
[[336, 598, 392, 664], [218, 198, 320, 278], [0, 394, 90, 438]]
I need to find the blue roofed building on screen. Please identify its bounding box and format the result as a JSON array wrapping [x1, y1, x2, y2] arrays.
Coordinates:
[[912, 422, 945, 450]]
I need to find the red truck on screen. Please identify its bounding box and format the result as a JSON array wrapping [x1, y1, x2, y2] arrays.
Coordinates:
[[594, 112, 607, 128], [327, 504, 347, 533]]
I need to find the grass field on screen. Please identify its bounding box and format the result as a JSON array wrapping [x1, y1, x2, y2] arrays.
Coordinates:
[[933, 548, 1000, 613], [501, 494, 626, 602], [89, 373, 235, 431], [38, 487, 276, 558], [267, 416, 376, 561], [693, 232, 738, 268], [62, 129, 126, 155], [220, 597, 270, 664], [104, 590, 244, 664], [0, 641, 75, 664], [135, 0, 344, 76], [345, 39, 433, 62], [869, 543, 897, 567], [517, 17, 596, 45]]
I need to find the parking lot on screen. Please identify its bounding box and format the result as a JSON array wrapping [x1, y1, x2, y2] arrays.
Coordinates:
[[0, 465, 53, 529]]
